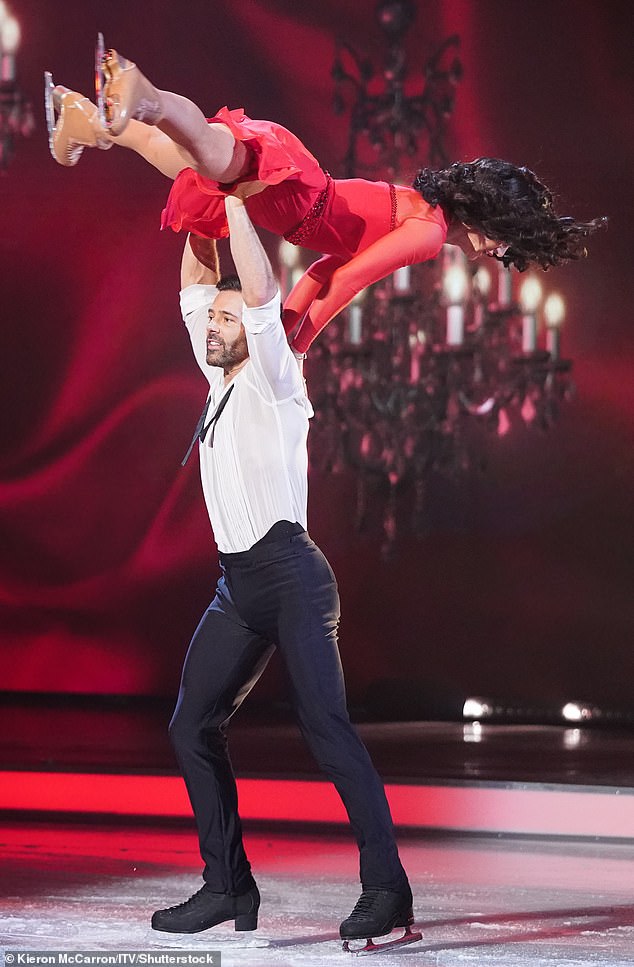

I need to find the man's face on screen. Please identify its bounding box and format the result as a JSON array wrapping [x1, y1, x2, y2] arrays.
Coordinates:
[[206, 289, 249, 370]]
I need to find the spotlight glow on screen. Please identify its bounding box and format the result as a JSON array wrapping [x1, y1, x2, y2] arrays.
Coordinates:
[[463, 722, 483, 743], [562, 701, 593, 722], [564, 728, 582, 749], [463, 697, 493, 720]]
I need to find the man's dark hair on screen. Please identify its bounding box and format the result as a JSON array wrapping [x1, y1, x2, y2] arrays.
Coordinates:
[[217, 274, 242, 292]]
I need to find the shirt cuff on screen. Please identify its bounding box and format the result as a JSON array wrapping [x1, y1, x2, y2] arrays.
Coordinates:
[[180, 283, 218, 321], [242, 291, 282, 334]]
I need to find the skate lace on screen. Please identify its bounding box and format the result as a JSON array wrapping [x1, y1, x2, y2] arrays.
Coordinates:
[[347, 889, 385, 921], [165, 885, 209, 913]]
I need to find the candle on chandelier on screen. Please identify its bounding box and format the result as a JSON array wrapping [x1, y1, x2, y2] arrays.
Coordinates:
[[393, 265, 411, 293], [347, 288, 367, 344], [446, 305, 464, 346], [277, 239, 301, 297], [473, 266, 491, 329], [408, 330, 426, 383], [409, 346, 420, 383], [497, 264, 512, 308], [443, 263, 468, 346], [544, 293, 565, 360], [348, 305, 362, 344], [519, 276, 543, 353], [0, 8, 19, 83]]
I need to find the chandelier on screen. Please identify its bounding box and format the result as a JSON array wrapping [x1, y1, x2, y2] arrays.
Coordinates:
[[279, 1, 573, 557], [332, 0, 461, 176], [0, 1, 34, 171]]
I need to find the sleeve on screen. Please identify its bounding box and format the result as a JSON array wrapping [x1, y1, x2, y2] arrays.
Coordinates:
[[243, 290, 308, 407], [291, 217, 446, 354], [180, 283, 219, 385]]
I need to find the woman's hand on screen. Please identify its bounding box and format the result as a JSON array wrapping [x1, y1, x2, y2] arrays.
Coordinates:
[[230, 179, 268, 201]]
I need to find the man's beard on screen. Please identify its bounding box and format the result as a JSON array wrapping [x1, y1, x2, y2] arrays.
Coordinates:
[[206, 339, 228, 366], [206, 335, 248, 368]]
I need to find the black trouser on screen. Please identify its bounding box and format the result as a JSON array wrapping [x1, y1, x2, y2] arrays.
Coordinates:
[[169, 521, 408, 896]]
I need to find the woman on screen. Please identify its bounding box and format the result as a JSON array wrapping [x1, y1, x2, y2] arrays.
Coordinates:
[[46, 41, 605, 354]]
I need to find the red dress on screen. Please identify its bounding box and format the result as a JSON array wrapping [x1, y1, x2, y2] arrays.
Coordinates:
[[162, 108, 448, 353]]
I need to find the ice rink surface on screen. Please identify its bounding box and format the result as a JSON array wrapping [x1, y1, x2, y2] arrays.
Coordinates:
[[1, 821, 633, 966]]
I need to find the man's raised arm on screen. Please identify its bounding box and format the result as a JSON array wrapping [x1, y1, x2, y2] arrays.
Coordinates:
[[179, 234, 221, 381], [180, 234, 220, 289], [224, 196, 277, 307], [223, 195, 306, 404]]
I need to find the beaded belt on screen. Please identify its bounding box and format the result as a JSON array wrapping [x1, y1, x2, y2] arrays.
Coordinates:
[[389, 183, 397, 231], [284, 174, 398, 247], [283, 171, 332, 246]]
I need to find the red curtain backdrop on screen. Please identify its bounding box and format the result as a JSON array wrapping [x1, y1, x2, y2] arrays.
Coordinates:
[[1, 0, 633, 705]]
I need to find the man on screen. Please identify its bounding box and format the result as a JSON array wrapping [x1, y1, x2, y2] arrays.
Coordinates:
[[152, 195, 417, 950]]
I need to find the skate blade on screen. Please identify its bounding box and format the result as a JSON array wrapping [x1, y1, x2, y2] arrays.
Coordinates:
[[44, 70, 56, 155], [342, 925, 423, 955], [95, 31, 107, 127]]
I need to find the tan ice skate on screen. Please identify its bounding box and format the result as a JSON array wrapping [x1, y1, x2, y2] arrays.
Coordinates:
[[96, 32, 162, 136], [44, 71, 112, 166]]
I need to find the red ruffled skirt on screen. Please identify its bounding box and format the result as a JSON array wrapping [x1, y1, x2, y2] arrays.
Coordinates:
[[161, 107, 327, 240]]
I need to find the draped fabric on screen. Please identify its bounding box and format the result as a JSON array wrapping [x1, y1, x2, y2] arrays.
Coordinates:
[[1, 0, 632, 702]]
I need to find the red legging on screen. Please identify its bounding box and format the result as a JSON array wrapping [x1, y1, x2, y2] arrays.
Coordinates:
[[281, 180, 447, 353], [285, 213, 446, 353]]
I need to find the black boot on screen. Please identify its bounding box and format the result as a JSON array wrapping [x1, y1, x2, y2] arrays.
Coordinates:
[[339, 886, 413, 940], [151, 883, 260, 934]]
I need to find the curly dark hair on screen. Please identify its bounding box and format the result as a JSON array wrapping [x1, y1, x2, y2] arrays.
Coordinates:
[[413, 158, 606, 271]]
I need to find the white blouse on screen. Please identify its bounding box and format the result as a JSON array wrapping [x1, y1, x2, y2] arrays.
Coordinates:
[[180, 284, 313, 553]]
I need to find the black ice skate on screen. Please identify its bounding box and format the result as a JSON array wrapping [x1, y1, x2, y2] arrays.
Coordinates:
[[151, 883, 259, 933], [339, 887, 423, 954]]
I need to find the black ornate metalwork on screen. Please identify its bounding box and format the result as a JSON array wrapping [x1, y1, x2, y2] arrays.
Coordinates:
[[332, 0, 462, 177], [307, 260, 573, 557]]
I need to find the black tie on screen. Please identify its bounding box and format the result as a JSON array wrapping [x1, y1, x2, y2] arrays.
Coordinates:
[[181, 384, 235, 467]]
